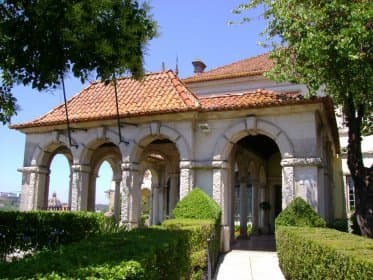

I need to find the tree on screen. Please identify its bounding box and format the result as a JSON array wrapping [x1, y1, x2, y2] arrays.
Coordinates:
[[0, 0, 157, 124], [236, 0, 373, 237]]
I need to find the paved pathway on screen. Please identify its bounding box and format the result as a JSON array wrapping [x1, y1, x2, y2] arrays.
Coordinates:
[[214, 235, 285, 280]]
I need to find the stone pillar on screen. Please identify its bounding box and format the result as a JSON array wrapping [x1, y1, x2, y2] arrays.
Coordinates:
[[152, 185, 160, 224], [179, 161, 193, 199], [281, 158, 322, 211], [169, 173, 179, 214], [68, 172, 72, 210], [18, 166, 49, 211], [251, 179, 259, 231], [239, 178, 248, 237], [120, 162, 141, 228], [212, 160, 230, 252], [70, 164, 91, 211], [113, 179, 121, 221], [280, 161, 295, 210]]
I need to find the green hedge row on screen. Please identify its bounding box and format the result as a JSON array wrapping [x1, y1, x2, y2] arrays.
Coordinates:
[[0, 211, 117, 261], [161, 218, 219, 279], [0, 227, 191, 280], [0, 219, 219, 280], [276, 226, 373, 280]]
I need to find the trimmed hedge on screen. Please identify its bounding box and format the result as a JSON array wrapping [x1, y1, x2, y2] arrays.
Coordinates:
[[164, 188, 222, 279], [275, 197, 326, 228], [172, 188, 221, 221], [276, 226, 373, 280], [0, 211, 118, 261], [161, 218, 219, 279], [0, 227, 191, 279]]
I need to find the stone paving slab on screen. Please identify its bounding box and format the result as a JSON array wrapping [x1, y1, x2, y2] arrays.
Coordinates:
[[214, 250, 285, 280]]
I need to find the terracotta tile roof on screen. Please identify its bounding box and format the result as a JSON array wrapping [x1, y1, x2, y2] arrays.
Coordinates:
[[11, 70, 329, 130], [183, 53, 273, 83], [11, 70, 200, 129], [199, 89, 305, 112]]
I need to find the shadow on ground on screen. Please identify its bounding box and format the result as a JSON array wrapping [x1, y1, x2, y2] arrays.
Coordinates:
[[230, 234, 276, 251]]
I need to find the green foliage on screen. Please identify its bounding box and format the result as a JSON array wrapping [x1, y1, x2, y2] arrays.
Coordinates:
[[0, 228, 190, 280], [0, 211, 116, 261], [276, 226, 373, 280], [237, 0, 373, 236], [275, 197, 326, 228], [161, 218, 220, 280], [0, 188, 222, 279], [0, 85, 16, 124], [172, 187, 221, 221], [0, 0, 157, 123]]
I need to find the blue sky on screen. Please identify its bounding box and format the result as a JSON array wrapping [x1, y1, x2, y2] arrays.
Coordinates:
[[0, 1, 267, 204]]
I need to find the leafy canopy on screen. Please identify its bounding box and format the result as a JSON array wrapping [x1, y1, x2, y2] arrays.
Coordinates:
[[0, 0, 157, 124], [275, 197, 326, 228], [172, 188, 221, 221], [236, 0, 372, 134]]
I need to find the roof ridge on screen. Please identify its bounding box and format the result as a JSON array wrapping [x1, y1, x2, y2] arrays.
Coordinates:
[[87, 71, 170, 85], [201, 52, 270, 75], [165, 70, 200, 108]]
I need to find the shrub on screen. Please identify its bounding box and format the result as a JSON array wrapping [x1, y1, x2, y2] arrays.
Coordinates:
[[0, 211, 117, 261], [276, 226, 373, 280], [161, 219, 218, 280], [0, 228, 191, 280], [275, 197, 326, 228], [165, 188, 222, 280], [172, 188, 221, 221]]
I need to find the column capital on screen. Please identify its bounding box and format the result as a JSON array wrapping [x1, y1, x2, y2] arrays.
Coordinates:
[[179, 160, 193, 169], [71, 164, 91, 173], [18, 166, 49, 174], [121, 162, 139, 171], [281, 157, 322, 167], [212, 160, 229, 169]]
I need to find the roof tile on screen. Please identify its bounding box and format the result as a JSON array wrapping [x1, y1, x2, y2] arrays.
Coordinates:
[[183, 53, 273, 83], [12, 71, 199, 129]]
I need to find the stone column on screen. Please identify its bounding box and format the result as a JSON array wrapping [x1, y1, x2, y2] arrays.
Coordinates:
[[68, 172, 72, 210], [281, 158, 322, 211], [212, 160, 230, 252], [120, 162, 141, 229], [179, 161, 193, 199], [70, 164, 91, 211], [152, 184, 160, 224], [18, 166, 49, 211], [280, 160, 295, 210], [239, 177, 248, 237], [251, 179, 259, 231], [113, 179, 121, 221], [168, 173, 179, 214]]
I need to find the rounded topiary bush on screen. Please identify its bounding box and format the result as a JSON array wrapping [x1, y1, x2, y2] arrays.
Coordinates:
[[172, 188, 221, 220], [276, 197, 326, 227]]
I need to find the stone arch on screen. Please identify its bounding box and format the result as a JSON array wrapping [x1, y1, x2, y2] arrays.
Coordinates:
[[31, 133, 75, 167], [78, 127, 124, 166], [127, 123, 191, 163], [212, 117, 294, 161], [27, 138, 74, 210], [86, 141, 122, 211]]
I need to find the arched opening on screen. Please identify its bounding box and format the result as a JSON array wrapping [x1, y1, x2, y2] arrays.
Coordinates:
[[87, 142, 122, 218], [137, 138, 180, 226], [48, 154, 71, 210], [34, 144, 73, 210], [95, 161, 113, 212], [230, 134, 281, 240]]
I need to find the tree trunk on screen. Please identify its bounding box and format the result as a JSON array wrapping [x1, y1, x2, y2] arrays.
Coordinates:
[[344, 98, 373, 238]]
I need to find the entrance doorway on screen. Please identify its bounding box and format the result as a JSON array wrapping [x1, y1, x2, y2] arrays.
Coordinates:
[[230, 134, 282, 240]]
